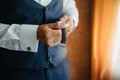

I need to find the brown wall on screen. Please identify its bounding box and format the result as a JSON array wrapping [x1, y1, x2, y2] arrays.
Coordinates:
[[66, 0, 92, 80]]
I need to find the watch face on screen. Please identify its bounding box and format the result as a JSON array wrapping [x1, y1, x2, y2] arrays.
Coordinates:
[[58, 21, 68, 28]]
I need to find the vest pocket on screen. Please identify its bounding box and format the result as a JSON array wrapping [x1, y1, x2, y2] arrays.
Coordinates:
[[48, 43, 67, 66]]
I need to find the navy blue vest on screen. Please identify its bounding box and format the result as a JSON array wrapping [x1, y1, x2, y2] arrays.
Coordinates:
[[0, 0, 67, 69]]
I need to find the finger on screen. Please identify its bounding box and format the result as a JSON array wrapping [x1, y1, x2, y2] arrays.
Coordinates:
[[65, 18, 74, 37], [57, 21, 69, 28], [47, 30, 62, 47], [66, 18, 74, 27], [66, 18, 74, 31], [48, 29, 61, 40], [60, 15, 69, 22], [49, 23, 65, 29]]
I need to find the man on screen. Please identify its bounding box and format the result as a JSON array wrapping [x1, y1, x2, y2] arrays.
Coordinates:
[[0, 0, 79, 80]]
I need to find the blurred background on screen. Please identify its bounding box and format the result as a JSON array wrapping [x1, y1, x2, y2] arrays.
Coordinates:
[[67, 0, 92, 80], [67, 0, 120, 80]]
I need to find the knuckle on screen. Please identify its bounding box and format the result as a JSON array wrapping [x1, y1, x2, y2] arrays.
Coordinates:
[[47, 42, 51, 47], [47, 40, 53, 47], [45, 33, 49, 38]]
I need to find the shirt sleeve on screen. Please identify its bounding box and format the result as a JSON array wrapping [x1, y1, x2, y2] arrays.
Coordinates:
[[0, 23, 39, 52], [63, 0, 79, 30]]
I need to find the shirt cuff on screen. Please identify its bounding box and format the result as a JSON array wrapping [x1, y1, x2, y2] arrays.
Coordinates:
[[20, 24, 39, 52]]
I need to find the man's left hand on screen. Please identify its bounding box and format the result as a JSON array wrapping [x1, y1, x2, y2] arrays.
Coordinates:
[[60, 15, 74, 37]]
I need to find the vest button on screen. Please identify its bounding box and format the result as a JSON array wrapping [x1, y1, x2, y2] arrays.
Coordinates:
[[45, 7, 48, 12], [27, 47, 31, 51]]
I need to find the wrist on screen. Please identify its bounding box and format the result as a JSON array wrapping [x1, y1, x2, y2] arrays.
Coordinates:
[[37, 26, 41, 41]]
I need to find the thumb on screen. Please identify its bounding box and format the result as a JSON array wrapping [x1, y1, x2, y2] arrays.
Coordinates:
[[60, 15, 69, 22]]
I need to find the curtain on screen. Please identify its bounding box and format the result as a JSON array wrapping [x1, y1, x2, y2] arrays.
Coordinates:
[[91, 0, 120, 80]]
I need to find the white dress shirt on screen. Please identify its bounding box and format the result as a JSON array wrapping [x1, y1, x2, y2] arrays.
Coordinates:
[[0, 0, 79, 52]]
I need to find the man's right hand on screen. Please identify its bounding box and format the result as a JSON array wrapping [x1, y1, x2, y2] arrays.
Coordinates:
[[37, 23, 64, 47]]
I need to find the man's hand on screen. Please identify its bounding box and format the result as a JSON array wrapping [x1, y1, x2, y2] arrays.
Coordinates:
[[60, 15, 74, 37], [37, 15, 74, 47], [37, 23, 64, 47]]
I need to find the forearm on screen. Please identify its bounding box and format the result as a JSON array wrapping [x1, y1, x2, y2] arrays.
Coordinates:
[[0, 23, 39, 52]]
